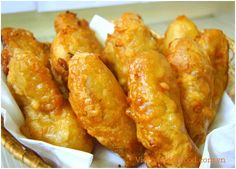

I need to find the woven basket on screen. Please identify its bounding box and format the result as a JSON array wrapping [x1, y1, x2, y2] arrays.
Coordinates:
[[1, 33, 235, 168]]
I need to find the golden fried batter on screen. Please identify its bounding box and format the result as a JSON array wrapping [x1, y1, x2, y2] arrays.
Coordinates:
[[127, 50, 201, 167], [1, 27, 94, 152], [164, 16, 229, 145], [164, 15, 199, 51], [103, 13, 159, 92], [167, 39, 214, 146], [197, 29, 229, 113], [68, 52, 144, 167], [1, 28, 50, 74], [6, 49, 93, 152], [21, 103, 93, 151], [55, 11, 81, 33], [50, 11, 103, 90]]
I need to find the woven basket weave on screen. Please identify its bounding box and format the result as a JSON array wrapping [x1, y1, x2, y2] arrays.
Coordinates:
[[1, 33, 235, 168]]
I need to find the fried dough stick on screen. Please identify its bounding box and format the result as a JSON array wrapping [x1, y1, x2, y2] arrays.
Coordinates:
[[164, 16, 229, 145], [50, 11, 103, 95], [103, 13, 159, 92], [68, 52, 144, 167], [127, 50, 201, 167], [2, 28, 94, 152]]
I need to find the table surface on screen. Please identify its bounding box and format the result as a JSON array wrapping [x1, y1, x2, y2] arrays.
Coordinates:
[[1, 1, 234, 168]]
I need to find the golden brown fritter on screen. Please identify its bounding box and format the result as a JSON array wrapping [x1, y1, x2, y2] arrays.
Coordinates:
[[50, 11, 103, 91], [21, 103, 93, 151], [1, 28, 50, 74], [6, 49, 94, 152], [164, 16, 229, 145], [164, 15, 199, 52], [127, 50, 201, 167], [1, 27, 94, 152], [54, 11, 81, 33], [167, 39, 214, 146], [197, 29, 229, 113], [7, 49, 63, 112], [103, 13, 159, 92], [68, 52, 144, 167]]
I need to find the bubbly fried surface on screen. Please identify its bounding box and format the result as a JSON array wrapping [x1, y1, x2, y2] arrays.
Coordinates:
[[1, 28, 50, 74], [167, 39, 214, 146], [197, 29, 229, 113], [6, 49, 94, 152], [68, 52, 144, 167], [7, 49, 63, 112], [103, 13, 159, 92], [3, 36, 94, 152], [127, 50, 201, 167], [164, 15, 199, 51], [164, 16, 229, 145], [21, 103, 93, 151], [55, 11, 81, 33], [51, 11, 103, 90]]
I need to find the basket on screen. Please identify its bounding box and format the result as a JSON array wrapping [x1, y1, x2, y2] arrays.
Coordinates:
[[1, 33, 235, 168]]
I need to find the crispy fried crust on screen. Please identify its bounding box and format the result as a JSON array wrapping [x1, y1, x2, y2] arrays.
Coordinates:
[[51, 11, 103, 91], [1, 26, 94, 152], [197, 29, 229, 113], [68, 52, 144, 167], [167, 39, 214, 146], [164, 16, 229, 145], [164, 15, 199, 51], [6, 49, 93, 152], [55, 11, 81, 33], [127, 50, 201, 167], [1, 28, 50, 74], [103, 13, 160, 92], [7, 49, 63, 112]]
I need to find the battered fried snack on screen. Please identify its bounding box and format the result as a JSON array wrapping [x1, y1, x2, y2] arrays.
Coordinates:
[[5, 49, 94, 152], [50, 11, 103, 93], [55, 11, 81, 33], [127, 50, 201, 167], [1, 26, 94, 152], [68, 52, 144, 167], [164, 16, 229, 145], [1, 27, 50, 74], [103, 13, 159, 92], [197, 29, 229, 113], [167, 39, 214, 146], [163, 15, 199, 52]]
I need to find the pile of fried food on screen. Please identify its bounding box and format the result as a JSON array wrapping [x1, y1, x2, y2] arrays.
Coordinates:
[[1, 11, 229, 168]]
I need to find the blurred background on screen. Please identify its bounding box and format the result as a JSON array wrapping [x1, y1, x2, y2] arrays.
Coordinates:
[[1, 1, 235, 168]]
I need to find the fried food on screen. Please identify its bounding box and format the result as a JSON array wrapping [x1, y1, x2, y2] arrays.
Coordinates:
[[21, 103, 93, 151], [68, 52, 144, 167], [2, 28, 94, 152], [103, 13, 159, 92], [167, 38, 214, 146], [1, 28, 50, 74], [164, 15, 199, 52], [197, 29, 229, 113], [54, 11, 81, 33], [127, 50, 201, 167], [50, 11, 103, 94], [164, 16, 229, 145]]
